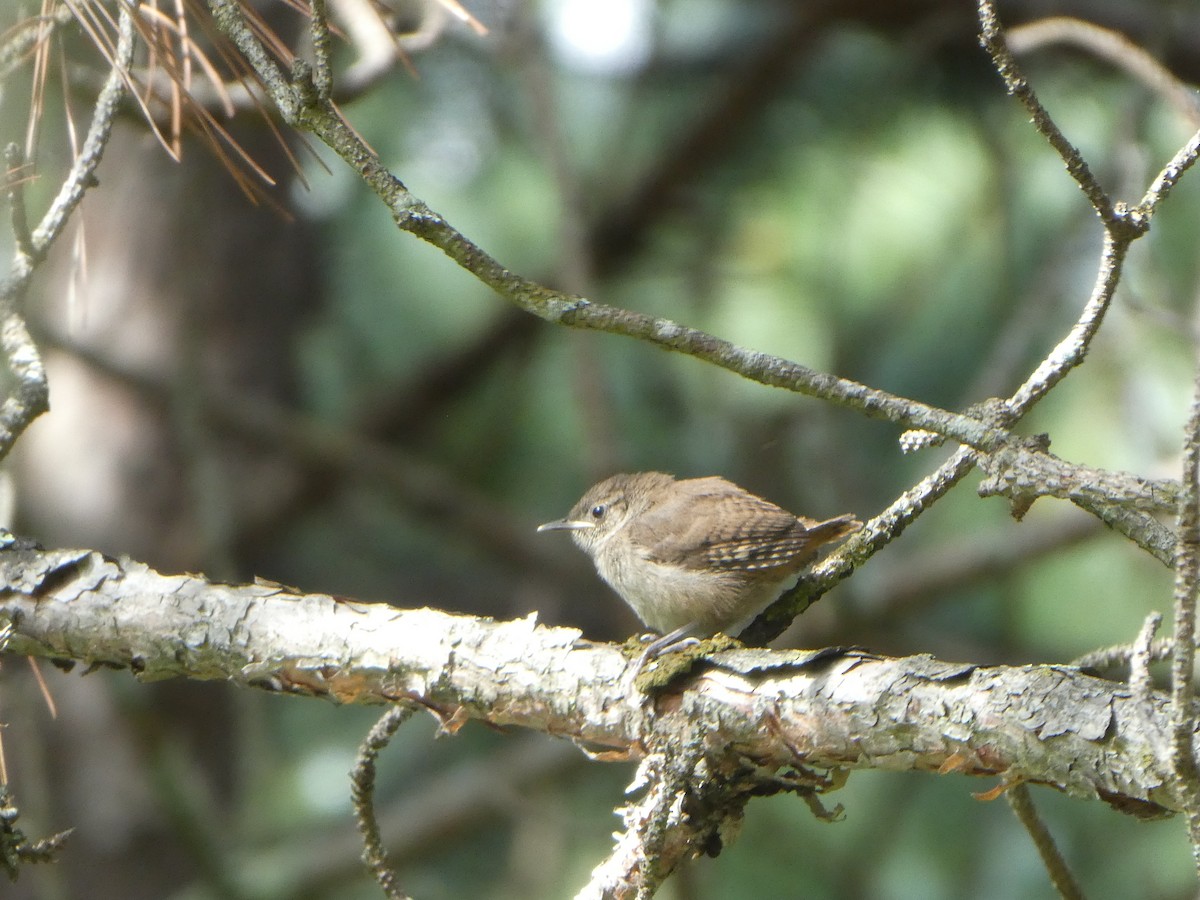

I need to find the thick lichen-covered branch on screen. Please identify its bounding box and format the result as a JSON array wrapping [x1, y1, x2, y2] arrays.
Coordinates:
[[0, 543, 1190, 821]]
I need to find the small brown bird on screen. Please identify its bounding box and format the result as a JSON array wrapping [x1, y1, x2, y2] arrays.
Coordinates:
[[538, 472, 861, 648]]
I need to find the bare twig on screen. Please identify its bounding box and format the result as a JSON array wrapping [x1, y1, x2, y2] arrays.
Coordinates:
[[208, 0, 301, 122], [745, 445, 980, 644], [983, 7, 1200, 237], [1006, 230, 1132, 416], [11, 4, 133, 278], [1008, 17, 1200, 128], [579, 742, 712, 899], [292, 738, 584, 897], [1073, 636, 1172, 673], [1138, 125, 1200, 220], [977, 441, 1177, 513], [308, 0, 333, 100], [1086, 504, 1177, 566], [1006, 782, 1087, 900], [3, 146, 34, 263], [350, 705, 417, 900], [204, 0, 1013, 454], [1130, 613, 1164, 708], [1171, 361, 1200, 874], [0, 3, 136, 460], [0, 6, 75, 81], [976, 438, 1178, 563], [978, 1, 1122, 228]]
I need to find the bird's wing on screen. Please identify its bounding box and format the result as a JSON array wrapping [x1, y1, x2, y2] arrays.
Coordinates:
[[630, 477, 855, 574]]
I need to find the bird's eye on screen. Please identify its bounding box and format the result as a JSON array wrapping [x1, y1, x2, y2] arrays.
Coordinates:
[[590, 504, 606, 519]]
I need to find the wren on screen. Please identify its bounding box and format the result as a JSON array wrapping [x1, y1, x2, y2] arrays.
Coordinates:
[[538, 472, 860, 651]]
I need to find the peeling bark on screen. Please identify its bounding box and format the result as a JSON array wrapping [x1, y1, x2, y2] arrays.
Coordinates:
[[0, 543, 1187, 823]]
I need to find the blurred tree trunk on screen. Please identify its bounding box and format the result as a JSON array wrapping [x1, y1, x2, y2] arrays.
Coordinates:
[[10, 117, 318, 899]]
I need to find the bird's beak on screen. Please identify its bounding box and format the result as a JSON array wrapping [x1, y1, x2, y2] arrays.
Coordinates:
[[537, 518, 595, 533]]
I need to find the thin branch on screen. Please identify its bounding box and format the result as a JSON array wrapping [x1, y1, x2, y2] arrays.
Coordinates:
[[1007, 17, 1200, 128], [1006, 783, 1087, 900], [350, 705, 417, 900], [976, 437, 1179, 563], [1087, 504, 1177, 566], [64, 0, 182, 161], [1006, 230, 1131, 415], [293, 738, 584, 897], [308, 0, 332, 100], [976, 441, 1176, 513], [1073, 634, 1172, 673], [744, 445, 979, 645], [977, 1, 1121, 228], [580, 742, 714, 899], [3, 145, 34, 264], [0, 6, 75, 81], [1138, 125, 1200, 220], [983, 6, 1200, 238], [1130, 613, 1164, 709], [208, 0, 299, 123], [1171, 359, 1200, 875], [202, 0, 1011, 454], [19, 3, 135, 274], [0, 3, 136, 460]]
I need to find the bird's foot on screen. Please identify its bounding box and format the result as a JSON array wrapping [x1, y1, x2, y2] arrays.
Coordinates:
[[628, 631, 744, 694]]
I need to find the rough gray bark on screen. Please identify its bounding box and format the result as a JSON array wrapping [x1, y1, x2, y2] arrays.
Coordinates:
[[0, 543, 1185, 822]]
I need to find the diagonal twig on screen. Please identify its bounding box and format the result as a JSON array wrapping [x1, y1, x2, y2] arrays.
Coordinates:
[[1007, 782, 1087, 900]]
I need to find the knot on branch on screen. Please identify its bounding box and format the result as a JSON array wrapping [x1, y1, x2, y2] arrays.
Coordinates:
[[1109, 201, 1150, 241], [966, 397, 1017, 430], [290, 60, 320, 110], [977, 434, 1054, 520]]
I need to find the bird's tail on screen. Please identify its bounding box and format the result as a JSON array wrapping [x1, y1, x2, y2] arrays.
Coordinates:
[[803, 514, 862, 547]]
